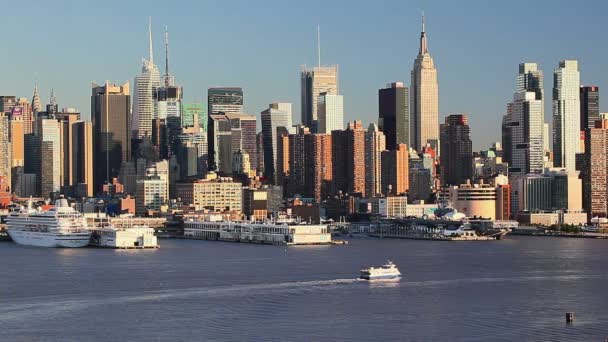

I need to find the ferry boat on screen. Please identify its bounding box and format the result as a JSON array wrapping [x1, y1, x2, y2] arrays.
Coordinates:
[[360, 261, 401, 280], [5, 199, 91, 248]]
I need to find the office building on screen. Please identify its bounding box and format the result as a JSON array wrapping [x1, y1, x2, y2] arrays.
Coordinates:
[[71, 121, 94, 197], [136, 161, 169, 215], [553, 60, 581, 171], [410, 15, 439, 152], [261, 103, 293, 183], [381, 143, 409, 195], [182, 102, 205, 129], [440, 114, 472, 186], [38, 118, 62, 197], [91, 82, 131, 192], [0, 113, 11, 192], [580, 86, 600, 132], [378, 82, 409, 150], [207, 87, 243, 116], [287, 125, 310, 196], [31, 83, 42, 118], [503, 63, 544, 174], [301, 65, 338, 132], [132, 19, 161, 139], [365, 123, 385, 197], [317, 93, 343, 134], [175, 173, 242, 212]]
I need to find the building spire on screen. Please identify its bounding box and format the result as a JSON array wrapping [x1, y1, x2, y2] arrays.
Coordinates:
[[49, 88, 56, 107], [148, 16, 154, 65], [164, 26, 169, 81], [419, 12, 428, 55], [32, 83, 42, 115], [317, 25, 321, 68]]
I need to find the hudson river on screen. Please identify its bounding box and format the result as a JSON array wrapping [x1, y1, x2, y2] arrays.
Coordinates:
[[1, 237, 607, 341]]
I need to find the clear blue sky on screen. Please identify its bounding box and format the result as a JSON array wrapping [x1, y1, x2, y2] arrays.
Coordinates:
[[1, 0, 606, 150]]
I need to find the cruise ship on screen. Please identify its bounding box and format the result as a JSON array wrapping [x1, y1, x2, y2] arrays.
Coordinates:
[[6, 199, 91, 248], [360, 261, 401, 280]]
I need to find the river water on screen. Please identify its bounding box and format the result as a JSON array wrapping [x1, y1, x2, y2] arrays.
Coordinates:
[[1, 236, 607, 341]]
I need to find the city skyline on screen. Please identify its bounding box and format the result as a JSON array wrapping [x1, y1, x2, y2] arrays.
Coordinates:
[[1, 0, 605, 150]]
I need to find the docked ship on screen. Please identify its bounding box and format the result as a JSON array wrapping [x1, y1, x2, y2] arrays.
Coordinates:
[[6, 199, 91, 248], [360, 261, 401, 280]]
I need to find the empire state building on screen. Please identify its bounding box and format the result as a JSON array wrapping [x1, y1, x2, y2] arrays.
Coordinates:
[[410, 15, 439, 153]]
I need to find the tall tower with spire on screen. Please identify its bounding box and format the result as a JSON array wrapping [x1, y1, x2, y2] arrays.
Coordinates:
[[47, 88, 58, 115], [132, 17, 161, 139], [163, 26, 175, 87], [32, 83, 42, 116], [300, 25, 339, 132], [410, 14, 439, 154]]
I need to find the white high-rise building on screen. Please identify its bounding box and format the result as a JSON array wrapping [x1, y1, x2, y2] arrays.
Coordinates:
[[301, 66, 339, 132], [505, 63, 544, 175], [133, 18, 161, 139], [552, 60, 581, 171], [410, 15, 439, 153], [261, 103, 293, 183], [317, 93, 344, 134], [39, 118, 62, 197]]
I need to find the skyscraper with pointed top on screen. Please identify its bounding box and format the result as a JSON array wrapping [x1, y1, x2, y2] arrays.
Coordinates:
[[300, 26, 338, 132], [32, 83, 42, 117], [47, 88, 58, 115], [410, 14, 439, 153], [133, 17, 161, 139]]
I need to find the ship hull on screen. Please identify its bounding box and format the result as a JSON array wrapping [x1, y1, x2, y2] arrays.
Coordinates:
[[6, 229, 91, 248], [360, 273, 402, 280]]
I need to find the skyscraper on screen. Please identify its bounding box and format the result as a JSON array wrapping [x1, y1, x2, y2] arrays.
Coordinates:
[[71, 121, 93, 197], [31, 83, 42, 118], [0, 113, 11, 192], [365, 123, 385, 197], [15, 98, 33, 135], [301, 66, 338, 132], [38, 118, 62, 197], [504, 63, 544, 174], [207, 112, 255, 175], [410, 15, 439, 152], [8, 114, 23, 192], [287, 125, 310, 196], [305, 133, 333, 202], [132, 18, 162, 139], [91, 82, 131, 192], [317, 93, 344, 134], [261, 103, 293, 183], [332, 121, 366, 196], [580, 86, 600, 131], [553, 60, 581, 171], [440, 114, 473, 186], [379, 82, 409, 150], [584, 119, 608, 220]]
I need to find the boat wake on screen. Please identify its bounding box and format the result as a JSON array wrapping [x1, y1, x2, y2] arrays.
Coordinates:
[[0, 278, 361, 322]]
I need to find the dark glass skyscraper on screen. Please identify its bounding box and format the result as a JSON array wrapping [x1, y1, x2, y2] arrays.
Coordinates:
[[580, 86, 600, 131], [378, 82, 409, 151], [440, 114, 472, 186], [91, 82, 131, 192]]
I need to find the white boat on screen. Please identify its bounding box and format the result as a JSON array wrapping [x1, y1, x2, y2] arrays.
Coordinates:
[[6, 199, 91, 248], [360, 261, 401, 280]]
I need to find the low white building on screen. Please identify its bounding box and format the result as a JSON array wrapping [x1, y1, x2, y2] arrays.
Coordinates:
[[184, 220, 332, 245], [91, 226, 158, 249]]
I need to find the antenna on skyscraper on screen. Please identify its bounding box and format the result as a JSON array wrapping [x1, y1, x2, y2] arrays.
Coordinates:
[[148, 16, 154, 64], [164, 25, 170, 86], [317, 25, 321, 68]]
